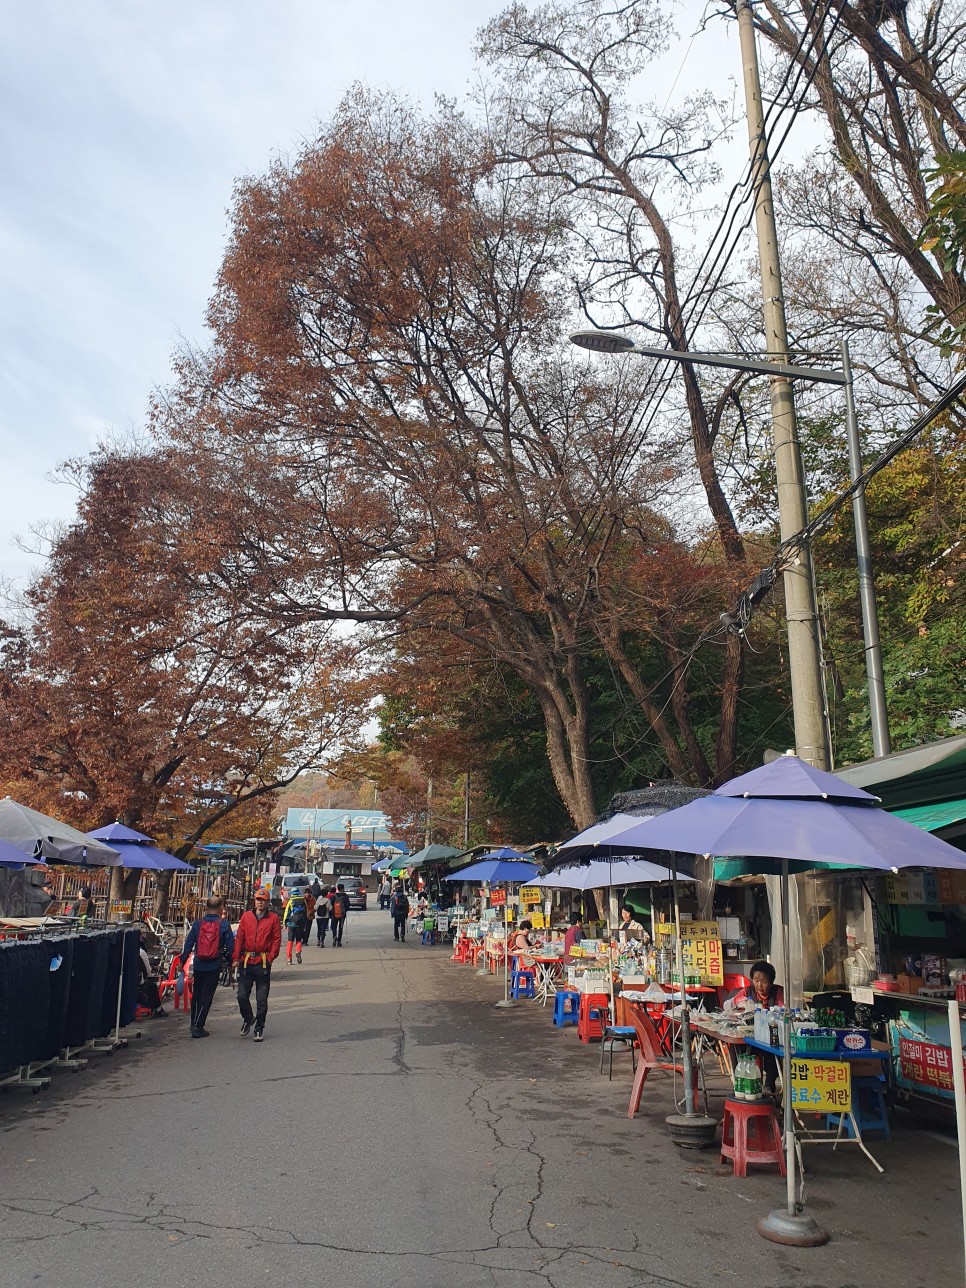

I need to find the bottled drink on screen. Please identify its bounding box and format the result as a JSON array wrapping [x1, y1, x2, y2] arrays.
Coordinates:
[[733, 1052, 749, 1100], [746, 1054, 762, 1099]]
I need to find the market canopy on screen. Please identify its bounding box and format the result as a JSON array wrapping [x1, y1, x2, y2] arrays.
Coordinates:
[[596, 755, 966, 873], [530, 858, 695, 890], [86, 822, 195, 872], [444, 858, 539, 884], [404, 843, 462, 869], [0, 799, 121, 867]]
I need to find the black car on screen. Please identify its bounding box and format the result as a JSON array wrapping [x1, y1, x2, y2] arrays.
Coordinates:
[[335, 876, 367, 910]]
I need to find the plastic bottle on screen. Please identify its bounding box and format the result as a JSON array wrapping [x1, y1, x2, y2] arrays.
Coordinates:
[[747, 1054, 762, 1099], [768, 1011, 780, 1048], [732, 1053, 747, 1100]]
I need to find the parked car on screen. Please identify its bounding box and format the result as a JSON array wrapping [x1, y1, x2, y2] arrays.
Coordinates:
[[255, 872, 317, 909], [334, 876, 367, 910]]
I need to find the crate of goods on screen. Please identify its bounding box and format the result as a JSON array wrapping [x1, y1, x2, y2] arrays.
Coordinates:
[[836, 1028, 872, 1053], [791, 1028, 837, 1054], [578, 969, 609, 994]]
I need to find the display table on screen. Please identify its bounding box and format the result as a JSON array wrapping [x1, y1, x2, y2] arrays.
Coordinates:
[[521, 954, 564, 1005], [744, 1035, 890, 1172]]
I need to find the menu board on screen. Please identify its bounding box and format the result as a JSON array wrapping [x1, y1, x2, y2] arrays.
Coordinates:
[[788, 1059, 852, 1112], [656, 921, 724, 986], [519, 886, 542, 906]]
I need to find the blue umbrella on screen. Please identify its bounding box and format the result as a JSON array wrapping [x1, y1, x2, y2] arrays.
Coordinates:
[[86, 822, 195, 872], [0, 835, 43, 869], [599, 756, 966, 871], [443, 858, 539, 884]]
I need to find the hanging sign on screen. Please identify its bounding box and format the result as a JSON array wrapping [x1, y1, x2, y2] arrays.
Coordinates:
[[788, 1058, 851, 1112], [109, 899, 134, 918], [519, 886, 542, 906], [489, 889, 507, 907], [530, 911, 546, 929], [656, 921, 724, 986]]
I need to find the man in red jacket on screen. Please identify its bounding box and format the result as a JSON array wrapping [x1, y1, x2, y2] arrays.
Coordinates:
[[233, 888, 282, 1042]]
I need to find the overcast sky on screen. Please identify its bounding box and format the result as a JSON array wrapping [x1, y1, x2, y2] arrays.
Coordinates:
[[0, 0, 737, 586]]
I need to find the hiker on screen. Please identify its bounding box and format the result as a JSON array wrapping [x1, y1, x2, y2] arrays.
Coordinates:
[[283, 889, 310, 963], [233, 888, 281, 1041], [181, 896, 235, 1038], [315, 892, 330, 946], [389, 883, 410, 942], [328, 884, 349, 947]]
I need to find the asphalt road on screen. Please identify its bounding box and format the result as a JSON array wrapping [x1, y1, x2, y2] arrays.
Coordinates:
[[0, 909, 958, 1287]]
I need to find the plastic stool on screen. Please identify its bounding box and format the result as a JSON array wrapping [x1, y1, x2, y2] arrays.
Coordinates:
[[553, 990, 580, 1027], [599, 1026, 638, 1079], [577, 992, 610, 1043], [510, 969, 536, 1000], [720, 1097, 786, 1178], [826, 1076, 891, 1140]]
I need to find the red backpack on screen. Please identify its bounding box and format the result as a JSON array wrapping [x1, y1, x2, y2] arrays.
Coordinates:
[[196, 919, 221, 961]]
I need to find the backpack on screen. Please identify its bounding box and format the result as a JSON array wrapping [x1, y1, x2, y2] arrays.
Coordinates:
[[288, 898, 307, 927], [391, 892, 409, 917], [331, 894, 348, 919], [196, 919, 221, 961]]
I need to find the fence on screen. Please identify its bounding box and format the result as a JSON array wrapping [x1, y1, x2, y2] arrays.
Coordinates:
[[50, 868, 252, 927]]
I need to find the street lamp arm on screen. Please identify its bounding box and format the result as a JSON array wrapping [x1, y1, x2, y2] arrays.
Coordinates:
[[569, 331, 847, 385]]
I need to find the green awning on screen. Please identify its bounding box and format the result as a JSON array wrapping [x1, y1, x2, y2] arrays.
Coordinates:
[[893, 799, 966, 833]]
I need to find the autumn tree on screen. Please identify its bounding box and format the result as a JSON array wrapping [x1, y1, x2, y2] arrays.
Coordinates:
[[0, 447, 374, 903]]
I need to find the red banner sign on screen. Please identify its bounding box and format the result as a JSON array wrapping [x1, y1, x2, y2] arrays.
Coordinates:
[[489, 889, 507, 907], [899, 1037, 961, 1092]]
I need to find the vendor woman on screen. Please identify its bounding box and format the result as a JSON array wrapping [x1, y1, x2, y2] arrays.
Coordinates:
[[618, 906, 649, 943], [510, 919, 535, 958], [729, 959, 785, 1009]]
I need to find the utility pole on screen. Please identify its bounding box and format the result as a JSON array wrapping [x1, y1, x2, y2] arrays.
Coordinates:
[[735, 0, 829, 771], [464, 771, 470, 848], [425, 778, 433, 848], [842, 338, 891, 757]]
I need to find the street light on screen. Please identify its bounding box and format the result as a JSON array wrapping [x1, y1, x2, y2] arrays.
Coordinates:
[[569, 330, 891, 759]]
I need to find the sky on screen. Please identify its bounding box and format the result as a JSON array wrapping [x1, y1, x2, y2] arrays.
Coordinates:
[[0, 0, 741, 586]]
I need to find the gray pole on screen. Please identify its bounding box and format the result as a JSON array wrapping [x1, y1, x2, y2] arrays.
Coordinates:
[[736, 0, 829, 771], [841, 338, 892, 757]]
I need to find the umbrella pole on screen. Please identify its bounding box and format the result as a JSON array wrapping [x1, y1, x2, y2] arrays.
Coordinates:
[[758, 859, 828, 1246], [495, 888, 514, 1009], [947, 999, 966, 1284]]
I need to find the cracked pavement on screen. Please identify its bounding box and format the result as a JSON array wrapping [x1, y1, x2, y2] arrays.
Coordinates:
[[0, 910, 958, 1287]]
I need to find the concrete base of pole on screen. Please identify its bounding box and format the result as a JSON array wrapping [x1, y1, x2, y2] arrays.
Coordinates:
[[665, 1113, 718, 1148], [494, 998, 516, 1009], [757, 1209, 829, 1246]]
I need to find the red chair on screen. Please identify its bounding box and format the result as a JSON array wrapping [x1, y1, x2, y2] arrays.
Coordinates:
[[158, 955, 193, 1013], [624, 1002, 698, 1118], [717, 973, 751, 1008]]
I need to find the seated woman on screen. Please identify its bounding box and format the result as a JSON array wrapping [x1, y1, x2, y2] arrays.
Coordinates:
[[729, 959, 784, 1094], [728, 959, 785, 1010], [510, 919, 535, 960]]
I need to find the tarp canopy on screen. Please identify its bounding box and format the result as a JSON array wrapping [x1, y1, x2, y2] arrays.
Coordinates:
[[531, 858, 695, 890], [0, 799, 121, 867]]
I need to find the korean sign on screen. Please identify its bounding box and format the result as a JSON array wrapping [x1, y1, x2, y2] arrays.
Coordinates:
[[519, 886, 542, 906], [656, 921, 724, 987], [788, 1058, 852, 1113]]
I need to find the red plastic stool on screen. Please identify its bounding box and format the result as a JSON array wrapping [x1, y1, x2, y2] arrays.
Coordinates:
[[720, 1097, 786, 1178], [577, 992, 610, 1043]]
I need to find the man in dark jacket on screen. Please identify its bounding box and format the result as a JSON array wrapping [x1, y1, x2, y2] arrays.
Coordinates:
[[233, 888, 282, 1041], [389, 883, 410, 942], [181, 896, 235, 1038], [329, 884, 349, 947]]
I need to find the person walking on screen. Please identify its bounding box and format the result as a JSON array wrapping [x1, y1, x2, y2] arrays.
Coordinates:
[[233, 888, 281, 1041], [181, 896, 235, 1038], [283, 889, 309, 963], [315, 892, 330, 946], [329, 884, 349, 947], [389, 883, 410, 942]]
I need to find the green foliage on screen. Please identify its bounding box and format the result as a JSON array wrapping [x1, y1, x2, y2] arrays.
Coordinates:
[[922, 151, 966, 357]]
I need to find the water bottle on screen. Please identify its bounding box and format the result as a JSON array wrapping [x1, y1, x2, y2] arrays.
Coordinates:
[[747, 1054, 762, 1099], [733, 1053, 748, 1100]]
